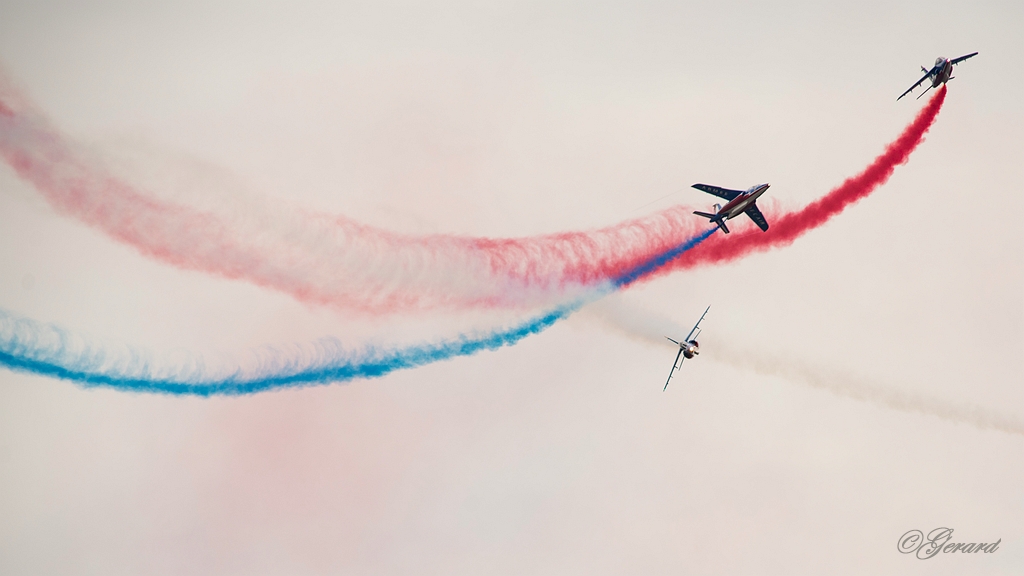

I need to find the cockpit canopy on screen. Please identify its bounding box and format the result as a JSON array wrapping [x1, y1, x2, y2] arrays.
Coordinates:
[[935, 57, 946, 65]]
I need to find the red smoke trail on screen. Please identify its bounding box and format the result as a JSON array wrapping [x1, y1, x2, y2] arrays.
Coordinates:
[[0, 73, 944, 313], [647, 86, 947, 276], [0, 74, 700, 313]]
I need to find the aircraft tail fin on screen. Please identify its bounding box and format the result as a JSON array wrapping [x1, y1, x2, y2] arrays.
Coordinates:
[[692, 211, 730, 234]]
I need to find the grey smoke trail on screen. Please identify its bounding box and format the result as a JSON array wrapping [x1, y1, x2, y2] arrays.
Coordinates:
[[579, 296, 1024, 437]]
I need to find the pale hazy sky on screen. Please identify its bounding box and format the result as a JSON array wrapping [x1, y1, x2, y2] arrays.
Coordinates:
[[1, 0, 1022, 574]]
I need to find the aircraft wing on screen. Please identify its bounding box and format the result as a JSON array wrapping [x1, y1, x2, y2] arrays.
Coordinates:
[[950, 52, 978, 65], [744, 204, 770, 232], [897, 70, 932, 101], [685, 306, 711, 342], [692, 184, 743, 201], [664, 348, 685, 391]]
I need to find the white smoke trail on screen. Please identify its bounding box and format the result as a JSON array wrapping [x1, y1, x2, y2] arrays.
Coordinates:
[[580, 296, 1024, 437]]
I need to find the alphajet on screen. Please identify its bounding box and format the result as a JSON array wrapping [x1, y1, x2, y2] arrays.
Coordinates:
[[692, 183, 770, 234], [663, 305, 710, 391], [897, 52, 978, 101]]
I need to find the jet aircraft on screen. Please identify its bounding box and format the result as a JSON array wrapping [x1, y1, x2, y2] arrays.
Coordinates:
[[692, 183, 770, 234], [663, 305, 710, 391], [897, 52, 978, 100]]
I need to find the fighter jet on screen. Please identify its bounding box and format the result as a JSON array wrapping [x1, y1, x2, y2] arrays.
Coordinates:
[[692, 183, 770, 234], [897, 52, 978, 101], [663, 305, 710, 391]]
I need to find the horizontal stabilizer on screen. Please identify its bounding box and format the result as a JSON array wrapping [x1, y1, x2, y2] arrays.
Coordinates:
[[693, 210, 729, 234]]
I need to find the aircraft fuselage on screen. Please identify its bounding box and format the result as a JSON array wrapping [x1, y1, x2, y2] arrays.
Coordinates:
[[681, 340, 699, 359], [716, 183, 769, 220], [931, 58, 954, 87]]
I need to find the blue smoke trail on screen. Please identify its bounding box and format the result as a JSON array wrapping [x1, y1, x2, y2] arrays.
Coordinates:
[[0, 229, 716, 395], [613, 228, 715, 288]]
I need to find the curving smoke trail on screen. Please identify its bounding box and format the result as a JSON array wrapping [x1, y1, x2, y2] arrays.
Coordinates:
[[0, 76, 950, 396], [0, 229, 715, 395], [0, 75, 702, 314], [581, 295, 1024, 437], [702, 340, 1024, 437], [653, 85, 948, 277], [0, 76, 944, 314], [0, 304, 577, 396]]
